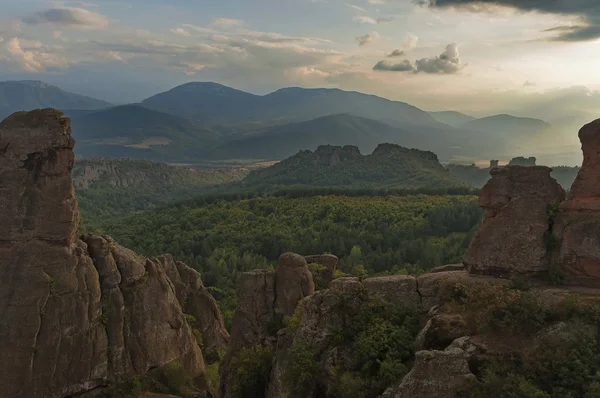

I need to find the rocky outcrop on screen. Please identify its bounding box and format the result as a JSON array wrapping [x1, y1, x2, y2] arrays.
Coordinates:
[[275, 253, 315, 321], [363, 275, 420, 309], [381, 337, 477, 398], [554, 119, 600, 287], [152, 254, 229, 363], [219, 253, 314, 398], [305, 254, 338, 287], [464, 166, 565, 278], [314, 144, 362, 166], [0, 109, 222, 398]]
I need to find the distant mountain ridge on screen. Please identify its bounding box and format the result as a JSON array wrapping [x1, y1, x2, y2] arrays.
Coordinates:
[[0, 80, 111, 119], [429, 111, 476, 127], [68, 104, 219, 161], [0, 79, 559, 164], [210, 113, 425, 160], [243, 143, 465, 190], [141, 82, 442, 130]]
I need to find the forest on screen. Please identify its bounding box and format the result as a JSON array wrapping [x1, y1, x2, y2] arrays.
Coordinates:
[[94, 193, 482, 327]]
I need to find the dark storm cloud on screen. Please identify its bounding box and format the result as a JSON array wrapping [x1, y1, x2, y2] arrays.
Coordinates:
[[420, 0, 600, 41]]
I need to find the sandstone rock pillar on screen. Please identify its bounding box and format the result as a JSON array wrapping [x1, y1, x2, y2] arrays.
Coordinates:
[[464, 165, 565, 277]]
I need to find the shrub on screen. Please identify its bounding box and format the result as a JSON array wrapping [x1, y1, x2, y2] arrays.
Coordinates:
[[284, 342, 321, 396], [230, 345, 273, 398]]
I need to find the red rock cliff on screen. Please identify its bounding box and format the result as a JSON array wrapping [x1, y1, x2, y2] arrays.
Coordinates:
[[464, 165, 565, 277], [0, 109, 227, 398], [554, 119, 600, 287]]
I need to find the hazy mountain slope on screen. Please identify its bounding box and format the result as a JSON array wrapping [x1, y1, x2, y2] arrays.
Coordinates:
[[243, 143, 465, 190], [211, 114, 425, 160], [141, 82, 262, 124], [74, 158, 248, 222], [0, 80, 111, 119], [70, 104, 219, 161], [461, 114, 551, 138], [429, 111, 477, 127], [142, 82, 445, 130]]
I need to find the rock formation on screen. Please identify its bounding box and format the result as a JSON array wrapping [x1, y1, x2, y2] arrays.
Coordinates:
[[464, 165, 565, 277], [381, 337, 478, 398], [219, 253, 314, 398], [0, 109, 226, 398], [554, 119, 600, 286], [314, 144, 362, 166]]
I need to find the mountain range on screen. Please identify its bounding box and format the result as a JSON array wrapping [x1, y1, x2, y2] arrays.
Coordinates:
[[0, 80, 110, 119], [0, 80, 561, 164]]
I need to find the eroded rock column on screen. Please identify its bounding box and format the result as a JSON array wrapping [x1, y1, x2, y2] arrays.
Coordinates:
[[464, 165, 565, 278], [555, 119, 600, 286]]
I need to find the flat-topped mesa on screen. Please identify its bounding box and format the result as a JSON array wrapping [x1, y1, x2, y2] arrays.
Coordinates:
[[464, 165, 565, 278], [554, 119, 600, 287]]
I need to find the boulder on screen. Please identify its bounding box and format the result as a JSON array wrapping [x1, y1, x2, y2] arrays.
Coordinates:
[[464, 166, 565, 278], [305, 254, 338, 287], [554, 119, 600, 287]]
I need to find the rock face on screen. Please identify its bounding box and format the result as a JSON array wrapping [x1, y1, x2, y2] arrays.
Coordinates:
[[314, 144, 362, 166], [554, 119, 600, 286], [275, 253, 315, 320], [464, 166, 565, 277], [0, 109, 223, 398], [381, 337, 477, 398], [219, 253, 315, 398]]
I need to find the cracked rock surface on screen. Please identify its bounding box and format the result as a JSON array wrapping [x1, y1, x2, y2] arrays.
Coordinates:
[[0, 109, 228, 398]]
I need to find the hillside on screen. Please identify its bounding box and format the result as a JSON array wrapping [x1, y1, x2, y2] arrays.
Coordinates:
[[242, 143, 465, 190], [0, 80, 110, 119], [429, 110, 476, 127], [74, 158, 248, 223], [141, 82, 443, 130], [69, 105, 219, 161], [212, 114, 425, 160], [461, 114, 552, 143]]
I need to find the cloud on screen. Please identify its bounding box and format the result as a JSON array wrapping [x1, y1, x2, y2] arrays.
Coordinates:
[[2, 37, 68, 72], [23, 7, 108, 29], [356, 31, 380, 46], [373, 59, 414, 71], [368, 0, 386, 3], [170, 28, 191, 37], [420, 0, 600, 41], [354, 15, 394, 24], [414, 42, 465, 73], [387, 49, 405, 57], [373, 43, 466, 74], [346, 4, 366, 12], [208, 18, 244, 30], [402, 34, 418, 50], [354, 16, 378, 24], [524, 80, 536, 87]]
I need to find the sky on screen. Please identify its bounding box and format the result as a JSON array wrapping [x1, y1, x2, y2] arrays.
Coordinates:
[[1, 0, 600, 134]]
